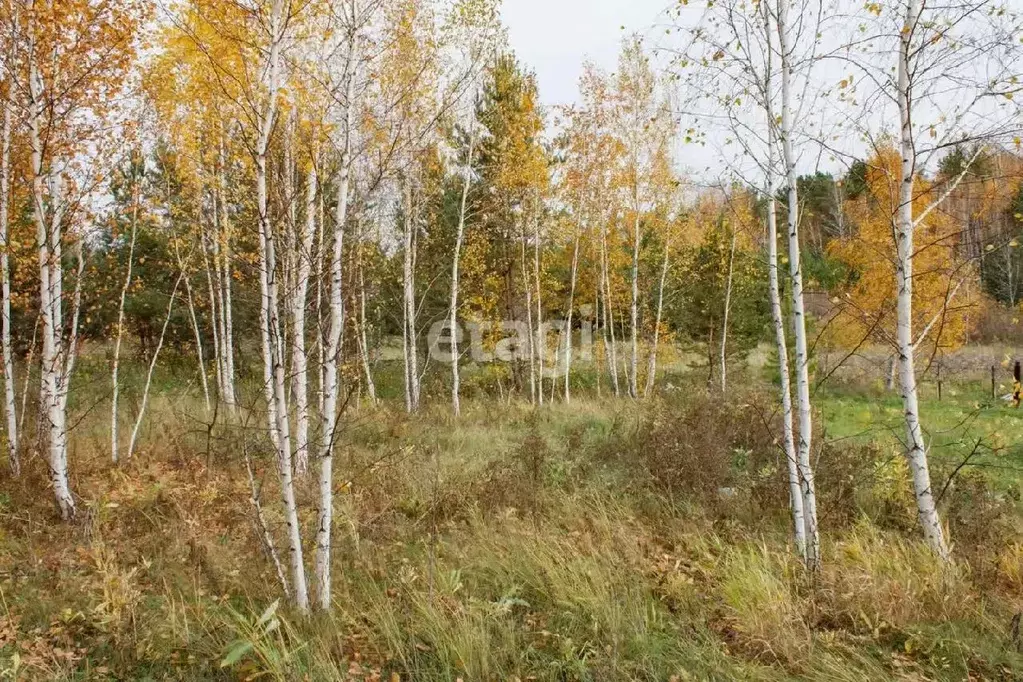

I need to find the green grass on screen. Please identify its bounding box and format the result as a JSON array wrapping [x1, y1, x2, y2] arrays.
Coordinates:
[[817, 381, 1023, 492]]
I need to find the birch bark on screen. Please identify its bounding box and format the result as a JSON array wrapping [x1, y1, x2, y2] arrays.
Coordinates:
[[317, 5, 360, 608], [896, 0, 950, 560], [777, 0, 820, 569], [720, 221, 737, 393], [629, 207, 640, 399], [127, 272, 183, 459], [0, 78, 17, 475], [356, 220, 376, 405], [28, 0, 74, 519], [563, 234, 580, 403], [402, 178, 420, 412], [599, 223, 620, 396], [762, 7, 807, 557], [450, 126, 476, 416], [111, 178, 139, 463], [290, 153, 317, 475], [255, 0, 308, 611], [643, 239, 669, 399], [533, 209, 544, 406], [217, 139, 237, 411]]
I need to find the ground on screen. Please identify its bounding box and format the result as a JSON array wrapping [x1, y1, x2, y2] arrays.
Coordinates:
[[0, 350, 1021, 680]]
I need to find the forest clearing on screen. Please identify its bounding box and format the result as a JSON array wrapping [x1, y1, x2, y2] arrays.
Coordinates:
[[1, 0, 1023, 679]]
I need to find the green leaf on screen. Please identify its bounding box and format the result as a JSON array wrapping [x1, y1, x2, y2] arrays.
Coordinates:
[[220, 640, 254, 668]]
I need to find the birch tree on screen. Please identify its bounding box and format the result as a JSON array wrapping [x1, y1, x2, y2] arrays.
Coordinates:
[[316, 0, 365, 611], [613, 38, 669, 399], [148, 4, 241, 416], [253, 0, 309, 611], [0, 58, 16, 476], [762, 2, 806, 558], [29, 0, 73, 517], [565, 65, 623, 398], [126, 270, 183, 460], [164, 0, 314, 608], [18, 0, 143, 519], [375, 0, 438, 415], [719, 213, 737, 392], [554, 87, 604, 402], [643, 233, 671, 398], [445, 0, 501, 416], [289, 138, 317, 475], [110, 156, 141, 464], [775, 0, 820, 569], [449, 121, 476, 416], [213, 138, 237, 412], [670, 0, 819, 563], [837, 0, 1023, 558]]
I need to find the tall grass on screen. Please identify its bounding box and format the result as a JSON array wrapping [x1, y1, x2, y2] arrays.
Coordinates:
[[1, 362, 1022, 680]]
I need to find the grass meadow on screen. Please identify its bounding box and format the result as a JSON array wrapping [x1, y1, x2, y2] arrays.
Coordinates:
[[0, 344, 1021, 680]]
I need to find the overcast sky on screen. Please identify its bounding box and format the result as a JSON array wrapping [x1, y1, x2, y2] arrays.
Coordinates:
[[501, 0, 671, 107]]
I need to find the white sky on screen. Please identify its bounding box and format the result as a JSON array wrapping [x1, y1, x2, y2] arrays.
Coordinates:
[[501, 0, 671, 107], [499, 0, 1010, 182]]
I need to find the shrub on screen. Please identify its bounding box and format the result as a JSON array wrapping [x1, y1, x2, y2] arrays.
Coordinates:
[[609, 392, 788, 520]]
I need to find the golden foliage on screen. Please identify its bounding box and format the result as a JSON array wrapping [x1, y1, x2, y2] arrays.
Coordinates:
[[828, 146, 977, 352]]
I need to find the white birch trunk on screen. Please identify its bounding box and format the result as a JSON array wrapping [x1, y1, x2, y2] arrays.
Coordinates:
[[172, 235, 210, 414], [290, 153, 317, 475], [777, 0, 820, 569], [450, 127, 476, 416], [564, 234, 580, 403], [629, 209, 640, 399], [183, 272, 211, 414], [534, 211, 544, 406], [126, 272, 182, 459], [283, 120, 297, 399], [315, 186, 326, 414], [768, 190, 807, 558], [896, 0, 950, 560], [720, 223, 737, 393], [208, 204, 227, 406], [402, 178, 420, 412], [317, 164, 349, 609], [317, 11, 359, 607], [217, 141, 237, 411], [600, 225, 620, 396], [56, 243, 84, 454], [111, 180, 139, 463], [356, 225, 376, 406], [28, 3, 74, 519], [520, 218, 536, 404], [0, 80, 17, 476], [594, 262, 603, 398], [643, 239, 669, 399], [208, 136, 236, 414], [245, 450, 291, 601], [762, 10, 807, 557], [402, 287, 411, 411], [257, 0, 308, 611], [200, 200, 224, 407]]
